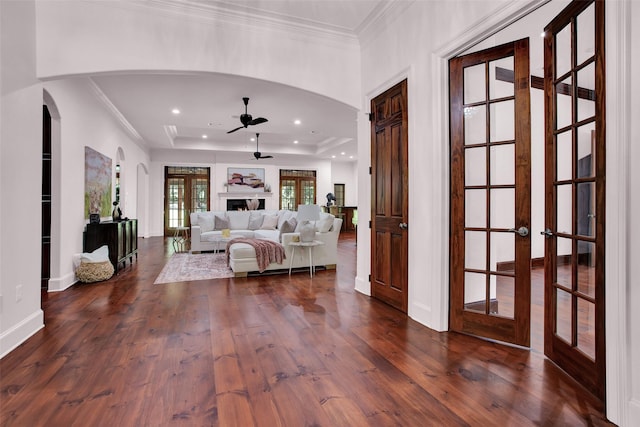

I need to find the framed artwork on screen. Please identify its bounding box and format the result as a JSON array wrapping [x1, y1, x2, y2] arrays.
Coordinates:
[[84, 146, 112, 218], [227, 167, 265, 192]]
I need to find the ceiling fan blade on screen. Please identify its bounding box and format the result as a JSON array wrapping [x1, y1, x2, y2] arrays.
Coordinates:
[[227, 126, 244, 134], [248, 117, 268, 126], [259, 155, 273, 159]]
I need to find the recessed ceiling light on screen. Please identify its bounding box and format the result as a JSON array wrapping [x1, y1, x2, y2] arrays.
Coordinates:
[[341, 152, 345, 155], [202, 134, 207, 139], [331, 155, 336, 158], [172, 108, 180, 115], [293, 140, 299, 144], [350, 156, 354, 159], [250, 137, 255, 142], [294, 119, 301, 125]]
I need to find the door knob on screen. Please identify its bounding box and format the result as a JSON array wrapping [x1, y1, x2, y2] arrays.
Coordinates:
[[399, 223, 408, 230], [508, 226, 529, 237], [540, 228, 553, 238]]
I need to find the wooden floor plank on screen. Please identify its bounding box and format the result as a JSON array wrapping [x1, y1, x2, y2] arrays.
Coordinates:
[[0, 232, 613, 426]]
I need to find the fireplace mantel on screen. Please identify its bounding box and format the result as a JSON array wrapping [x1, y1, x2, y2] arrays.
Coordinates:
[[218, 192, 273, 198]]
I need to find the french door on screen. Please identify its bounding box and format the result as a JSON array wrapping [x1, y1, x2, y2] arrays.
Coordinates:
[[279, 170, 316, 210], [164, 166, 210, 235], [449, 39, 532, 346], [543, 0, 605, 401]]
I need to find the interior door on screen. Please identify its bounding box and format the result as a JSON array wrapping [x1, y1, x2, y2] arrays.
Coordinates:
[[370, 79, 409, 313], [164, 167, 210, 235], [543, 0, 605, 401], [449, 39, 532, 347]]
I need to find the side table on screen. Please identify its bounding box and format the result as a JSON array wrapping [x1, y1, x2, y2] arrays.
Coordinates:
[[173, 226, 190, 252], [288, 240, 325, 277]]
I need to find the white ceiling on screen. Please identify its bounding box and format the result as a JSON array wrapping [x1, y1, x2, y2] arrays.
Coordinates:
[[88, 0, 388, 163]]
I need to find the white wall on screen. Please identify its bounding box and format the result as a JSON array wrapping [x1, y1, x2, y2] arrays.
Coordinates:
[[42, 78, 150, 291], [331, 161, 357, 206], [34, 0, 361, 109], [0, 0, 44, 357]]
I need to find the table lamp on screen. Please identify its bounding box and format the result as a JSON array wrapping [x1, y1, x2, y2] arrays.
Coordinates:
[[297, 204, 320, 242]]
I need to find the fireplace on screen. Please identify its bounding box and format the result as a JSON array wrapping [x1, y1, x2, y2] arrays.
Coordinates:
[[227, 199, 265, 210]]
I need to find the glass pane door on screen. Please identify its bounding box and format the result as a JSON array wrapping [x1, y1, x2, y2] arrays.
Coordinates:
[[450, 39, 532, 347]]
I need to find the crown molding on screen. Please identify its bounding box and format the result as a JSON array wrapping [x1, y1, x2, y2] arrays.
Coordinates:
[[113, 0, 360, 48], [357, 0, 416, 49], [88, 77, 147, 149]]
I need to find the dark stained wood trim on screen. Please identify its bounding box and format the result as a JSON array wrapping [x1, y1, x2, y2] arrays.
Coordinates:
[[495, 66, 594, 99]]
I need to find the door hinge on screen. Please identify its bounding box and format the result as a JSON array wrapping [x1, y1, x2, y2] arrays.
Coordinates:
[[369, 166, 372, 175], [368, 113, 373, 121], [369, 220, 372, 229], [368, 274, 371, 282]]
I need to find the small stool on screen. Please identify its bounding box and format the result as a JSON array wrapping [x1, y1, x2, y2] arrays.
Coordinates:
[[173, 226, 190, 252]]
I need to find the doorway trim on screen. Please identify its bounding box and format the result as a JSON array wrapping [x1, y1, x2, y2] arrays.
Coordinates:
[[431, 0, 630, 423]]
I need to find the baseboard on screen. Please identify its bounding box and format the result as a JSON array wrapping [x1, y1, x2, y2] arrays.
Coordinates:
[[0, 309, 44, 359], [47, 271, 77, 292], [354, 275, 371, 296]]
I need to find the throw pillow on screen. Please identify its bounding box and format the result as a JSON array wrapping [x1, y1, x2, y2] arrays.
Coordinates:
[[277, 210, 293, 230], [260, 214, 278, 230], [214, 214, 230, 230], [279, 217, 297, 241], [80, 245, 110, 263], [315, 213, 335, 233], [248, 211, 264, 230], [197, 213, 215, 233]]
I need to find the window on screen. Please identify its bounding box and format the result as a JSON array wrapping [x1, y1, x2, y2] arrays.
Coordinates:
[[279, 169, 316, 210], [333, 183, 345, 206]]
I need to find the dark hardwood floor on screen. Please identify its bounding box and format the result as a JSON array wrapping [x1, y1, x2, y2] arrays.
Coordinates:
[[0, 232, 613, 426]]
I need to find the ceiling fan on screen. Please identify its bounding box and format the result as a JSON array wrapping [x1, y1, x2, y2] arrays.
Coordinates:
[[227, 97, 268, 134], [253, 133, 273, 160]]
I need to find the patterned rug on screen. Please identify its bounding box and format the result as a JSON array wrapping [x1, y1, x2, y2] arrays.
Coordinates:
[[154, 253, 234, 284]]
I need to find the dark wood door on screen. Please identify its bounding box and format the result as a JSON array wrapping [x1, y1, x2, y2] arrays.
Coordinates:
[[449, 39, 532, 347], [370, 79, 409, 313], [41, 106, 52, 290], [543, 0, 605, 401]]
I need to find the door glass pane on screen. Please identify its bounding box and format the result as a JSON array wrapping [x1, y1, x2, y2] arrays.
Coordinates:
[[577, 123, 595, 178], [577, 62, 595, 122], [464, 105, 486, 145], [490, 144, 514, 185], [191, 178, 208, 213], [576, 3, 595, 66], [556, 237, 573, 290], [465, 231, 486, 270], [281, 179, 296, 211], [465, 189, 486, 228], [577, 241, 596, 298], [464, 272, 486, 313], [555, 288, 572, 344], [489, 56, 514, 100], [489, 100, 514, 142], [556, 77, 573, 129], [576, 182, 595, 238], [168, 178, 185, 228], [577, 298, 596, 360], [464, 63, 486, 104], [489, 231, 514, 273], [490, 188, 514, 229], [556, 184, 572, 234], [556, 131, 572, 181], [300, 179, 315, 205], [465, 147, 486, 185], [555, 25, 572, 78], [493, 275, 515, 319]]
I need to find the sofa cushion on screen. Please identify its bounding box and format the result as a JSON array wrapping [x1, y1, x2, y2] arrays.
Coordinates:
[[261, 214, 278, 230], [248, 211, 264, 230], [316, 213, 335, 233], [230, 230, 254, 239], [227, 211, 251, 230], [197, 213, 216, 232], [253, 229, 280, 241], [214, 214, 230, 230]]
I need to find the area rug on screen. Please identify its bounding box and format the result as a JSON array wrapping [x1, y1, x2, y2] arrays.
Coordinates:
[[154, 253, 234, 284]]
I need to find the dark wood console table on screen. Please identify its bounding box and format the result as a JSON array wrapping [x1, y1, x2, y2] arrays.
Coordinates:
[[84, 219, 138, 273]]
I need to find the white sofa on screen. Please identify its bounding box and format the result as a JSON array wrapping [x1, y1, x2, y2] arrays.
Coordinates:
[[189, 209, 342, 276]]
